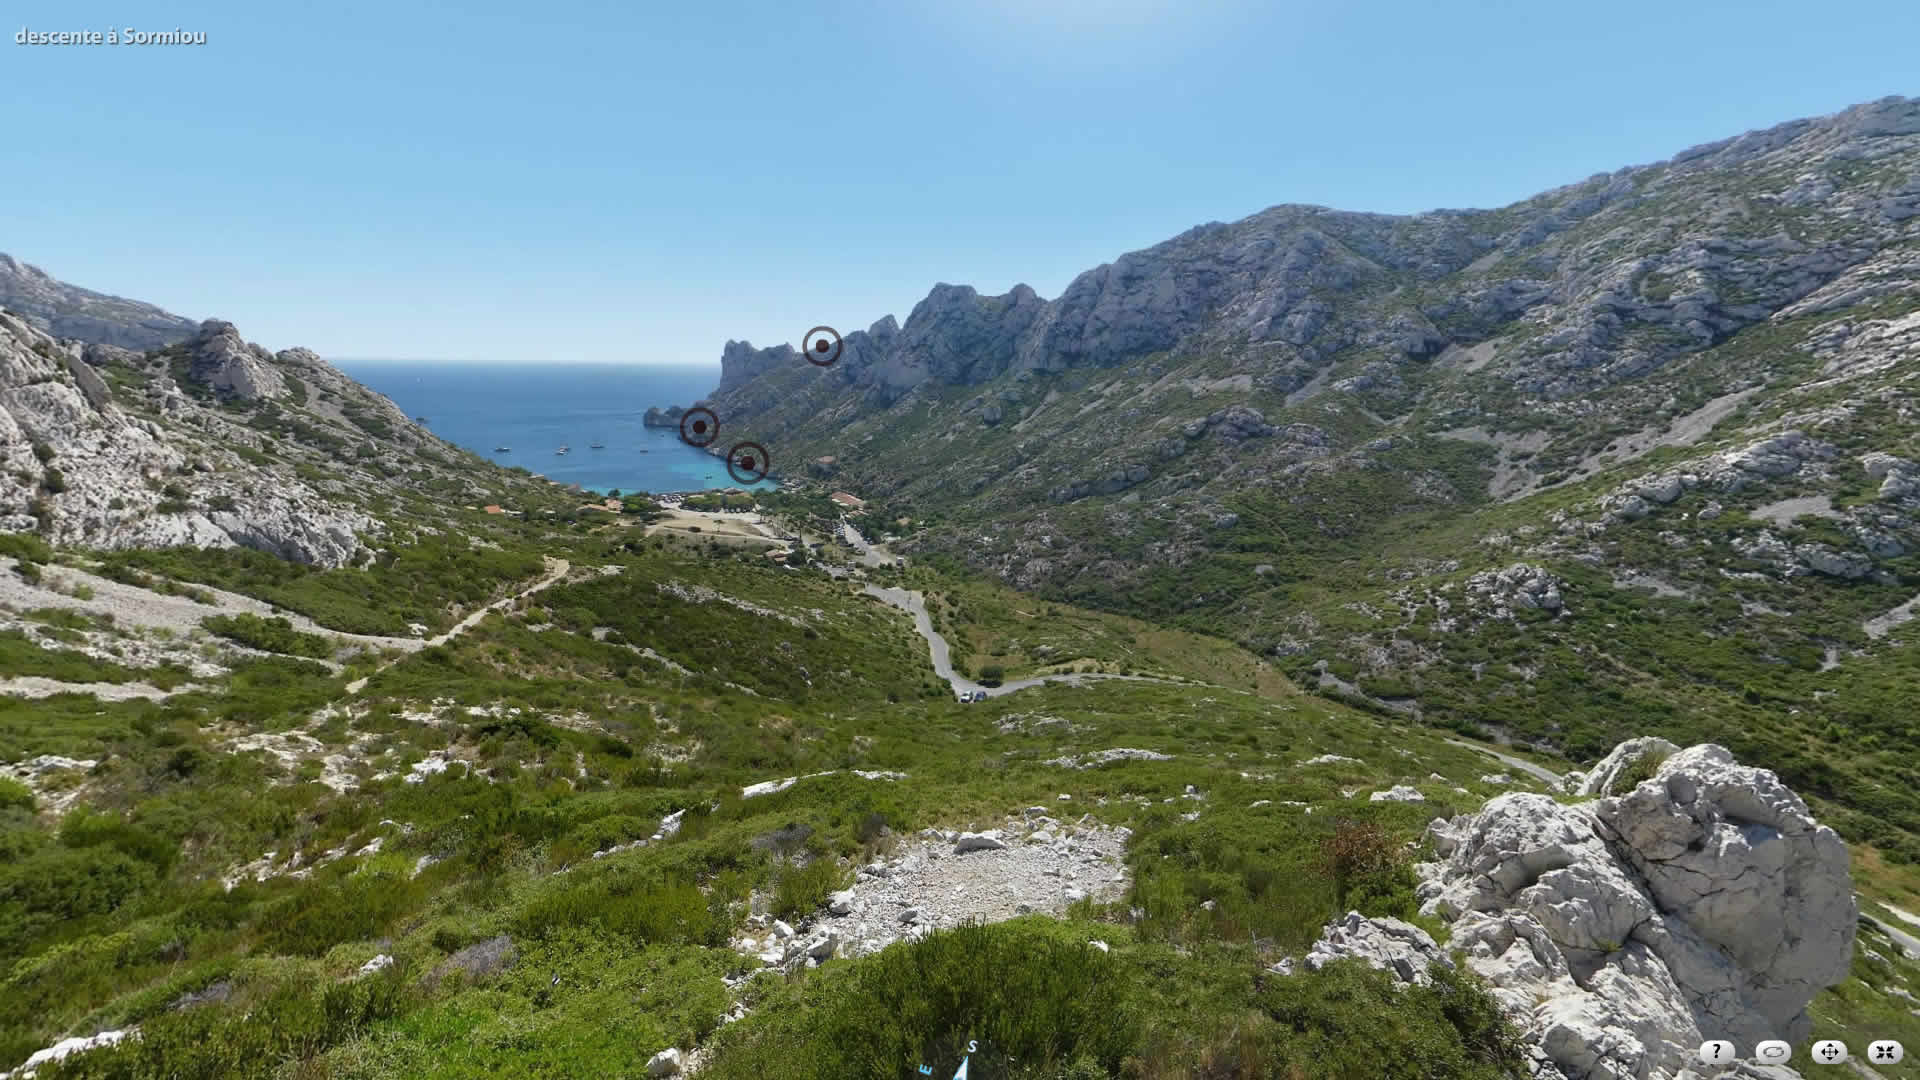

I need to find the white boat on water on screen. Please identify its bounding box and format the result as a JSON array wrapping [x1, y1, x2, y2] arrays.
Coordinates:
[[555, 446, 570, 454]]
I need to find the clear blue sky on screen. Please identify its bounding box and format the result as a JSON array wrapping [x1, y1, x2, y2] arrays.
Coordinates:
[[5, 0, 1914, 365]]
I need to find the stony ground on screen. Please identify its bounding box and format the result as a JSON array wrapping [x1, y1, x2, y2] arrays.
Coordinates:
[[735, 804, 1130, 970]]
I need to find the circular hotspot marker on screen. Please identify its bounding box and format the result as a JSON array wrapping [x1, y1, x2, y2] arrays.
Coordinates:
[[803, 325, 842, 367], [726, 441, 771, 485], [679, 407, 720, 448]]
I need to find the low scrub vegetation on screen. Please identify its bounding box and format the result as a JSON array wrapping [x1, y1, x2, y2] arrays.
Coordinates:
[[201, 614, 335, 659]]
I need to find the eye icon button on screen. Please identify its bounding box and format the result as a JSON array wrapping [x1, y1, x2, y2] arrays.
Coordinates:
[[1697, 1040, 1735, 1065], [1754, 1040, 1791, 1064], [802, 325, 842, 367]]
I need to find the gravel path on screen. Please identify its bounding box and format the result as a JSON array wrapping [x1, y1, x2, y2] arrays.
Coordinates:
[[735, 808, 1130, 968], [839, 522, 897, 568], [0, 558, 422, 651], [344, 557, 571, 694], [1888, 902, 1920, 930], [0, 676, 194, 701], [2, 556, 570, 661]]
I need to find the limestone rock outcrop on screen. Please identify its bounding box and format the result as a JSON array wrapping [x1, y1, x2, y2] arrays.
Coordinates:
[[1281, 911, 1452, 985], [0, 307, 459, 568], [1410, 742, 1855, 1080], [182, 320, 288, 401]]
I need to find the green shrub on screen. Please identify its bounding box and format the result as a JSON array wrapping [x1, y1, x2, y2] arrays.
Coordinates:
[[1359, 674, 1416, 698], [100, 540, 544, 635], [261, 871, 427, 957], [31, 442, 54, 465], [770, 857, 845, 920], [0, 534, 53, 564], [36, 965, 414, 1080], [512, 868, 721, 947], [0, 845, 156, 924], [567, 814, 654, 852], [1250, 959, 1530, 1078], [200, 614, 333, 659], [59, 808, 178, 875], [0, 778, 32, 813], [39, 468, 65, 495], [700, 920, 1136, 1080], [1608, 748, 1672, 794], [0, 631, 159, 685]]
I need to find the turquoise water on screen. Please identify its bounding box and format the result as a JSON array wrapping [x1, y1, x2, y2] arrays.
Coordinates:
[[334, 361, 776, 495]]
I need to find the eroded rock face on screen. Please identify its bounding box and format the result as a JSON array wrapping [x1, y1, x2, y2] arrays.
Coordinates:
[[184, 320, 287, 400], [0, 312, 384, 567], [1414, 742, 1855, 1080]]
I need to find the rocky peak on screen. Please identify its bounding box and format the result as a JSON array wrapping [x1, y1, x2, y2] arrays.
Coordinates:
[[717, 339, 797, 393], [0, 307, 471, 568], [181, 319, 288, 401], [895, 282, 1047, 385]]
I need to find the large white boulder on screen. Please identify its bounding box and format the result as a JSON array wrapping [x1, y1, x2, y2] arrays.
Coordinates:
[[1413, 742, 1854, 1080], [953, 831, 1007, 853]]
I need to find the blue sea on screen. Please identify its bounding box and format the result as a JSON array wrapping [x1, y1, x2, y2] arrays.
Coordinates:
[[334, 361, 774, 495]]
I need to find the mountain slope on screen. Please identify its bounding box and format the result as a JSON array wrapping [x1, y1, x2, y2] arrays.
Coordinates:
[[0, 256, 198, 352], [0, 311, 559, 567], [674, 96, 1920, 865]]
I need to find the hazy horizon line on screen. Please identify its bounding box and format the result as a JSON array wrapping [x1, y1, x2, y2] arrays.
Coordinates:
[[328, 356, 720, 368]]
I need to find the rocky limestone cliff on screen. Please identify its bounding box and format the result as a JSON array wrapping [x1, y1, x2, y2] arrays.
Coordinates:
[[652, 95, 1920, 614], [0, 303, 522, 568], [0, 314, 375, 565], [698, 96, 1918, 420], [0, 254, 197, 351], [1295, 740, 1856, 1080]]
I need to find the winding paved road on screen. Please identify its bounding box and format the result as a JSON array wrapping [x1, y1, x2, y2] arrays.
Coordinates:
[[840, 523, 898, 569], [1443, 737, 1565, 787], [1865, 907, 1920, 962], [860, 584, 1177, 700]]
